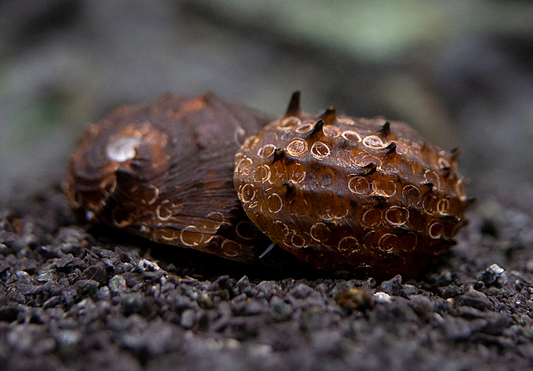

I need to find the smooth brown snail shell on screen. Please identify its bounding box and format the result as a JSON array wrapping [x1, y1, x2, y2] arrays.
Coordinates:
[[234, 92, 474, 278], [64, 93, 292, 265]]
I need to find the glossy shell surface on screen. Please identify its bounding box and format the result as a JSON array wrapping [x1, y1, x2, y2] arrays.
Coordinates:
[[64, 93, 289, 265], [234, 92, 473, 278]]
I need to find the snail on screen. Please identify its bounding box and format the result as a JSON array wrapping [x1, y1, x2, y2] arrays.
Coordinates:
[[234, 92, 474, 278], [64, 93, 295, 265]]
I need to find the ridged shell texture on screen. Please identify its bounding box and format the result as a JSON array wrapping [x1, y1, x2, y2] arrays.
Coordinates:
[[64, 93, 294, 265]]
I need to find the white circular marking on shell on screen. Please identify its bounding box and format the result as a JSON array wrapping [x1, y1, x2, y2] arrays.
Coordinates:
[[385, 206, 409, 226], [111, 209, 133, 228], [254, 164, 271, 183], [221, 240, 242, 257], [235, 221, 257, 240], [234, 126, 246, 146], [310, 141, 331, 160], [286, 138, 308, 157], [236, 157, 254, 176], [348, 176, 371, 195], [274, 220, 290, 236], [207, 211, 225, 224], [180, 225, 203, 246], [258, 144, 276, 158], [202, 211, 225, 233], [266, 193, 283, 213], [362, 207, 382, 227], [335, 150, 356, 167], [107, 136, 142, 162], [372, 180, 397, 197], [296, 123, 314, 133], [338, 236, 359, 253], [437, 199, 450, 215], [341, 130, 362, 142], [240, 184, 257, 204], [378, 233, 398, 252], [290, 233, 306, 248], [455, 179, 467, 201], [402, 184, 421, 203], [400, 233, 418, 252], [310, 222, 330, 242], [357, 154, 382, 169], [424, 169, 440, 190], [146, 185, 159, 205], [279, 117, 301, 130], [290, 163, 306, 183], [156, 200, 173, 221], [100, 177, 117, 196], [395, 142, 408, 155], [325, 203, 349, 220], [428, 222, 443, 239], [323, 125, 341, 138], [363, 135, 386, 149], [160, 233, 179, 241]]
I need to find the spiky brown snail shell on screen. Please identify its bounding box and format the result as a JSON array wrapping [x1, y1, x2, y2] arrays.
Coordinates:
[[234, 92, 474, 278], [64, 93, 294, 265]]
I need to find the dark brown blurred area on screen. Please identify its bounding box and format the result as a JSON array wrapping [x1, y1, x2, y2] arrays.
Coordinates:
[[1, 0, 533, 213]]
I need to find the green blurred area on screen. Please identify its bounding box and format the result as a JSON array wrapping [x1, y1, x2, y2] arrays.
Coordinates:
[[203, 0, 533, 61], [1, 0, 532, 205]]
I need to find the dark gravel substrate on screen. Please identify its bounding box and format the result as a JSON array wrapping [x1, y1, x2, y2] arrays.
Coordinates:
[[1, 189, 533, 371]]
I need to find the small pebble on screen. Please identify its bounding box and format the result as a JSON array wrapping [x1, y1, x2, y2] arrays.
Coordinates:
[[373, 292, 392, 304]]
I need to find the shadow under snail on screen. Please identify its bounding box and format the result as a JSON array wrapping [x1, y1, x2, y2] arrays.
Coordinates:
[[65, 92, 474, 279]]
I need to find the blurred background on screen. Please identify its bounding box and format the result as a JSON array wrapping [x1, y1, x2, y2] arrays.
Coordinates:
[[1, 0, 533, 213]]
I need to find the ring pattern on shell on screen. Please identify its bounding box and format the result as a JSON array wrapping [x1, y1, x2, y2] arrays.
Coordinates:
[[233, 92, 474, 279]]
